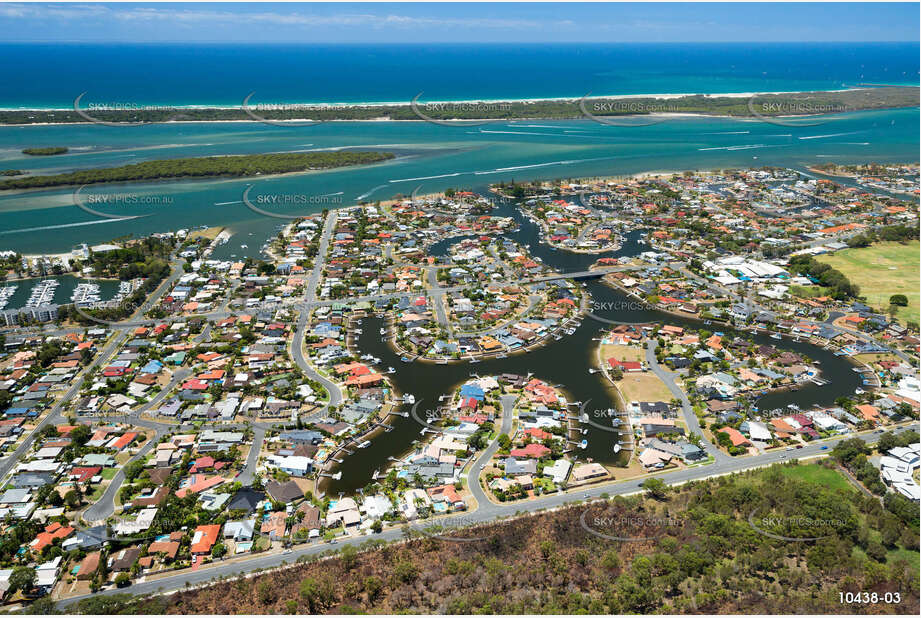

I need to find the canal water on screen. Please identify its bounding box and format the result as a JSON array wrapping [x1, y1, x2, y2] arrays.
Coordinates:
[[322, 195, 863, 494], [0, 274, 121, 310]]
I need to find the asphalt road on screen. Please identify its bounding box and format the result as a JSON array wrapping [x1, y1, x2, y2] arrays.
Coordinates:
[[290, 210, 344, 416], [238, 426, 265, 487], [644, 339, 727, 462], [59, 421, 918, 608], [466, 394, 517, 509]]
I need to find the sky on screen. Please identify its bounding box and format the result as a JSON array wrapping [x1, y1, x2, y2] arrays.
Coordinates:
[[0, 2, 917, 44]]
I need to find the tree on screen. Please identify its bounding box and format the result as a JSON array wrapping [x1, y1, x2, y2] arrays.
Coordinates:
[[889, 294, 908, 307], [363, 575, 384, 602], [69, 424, 92, 446], [865, 541, 887, 562], [114, 572, 131, 587], [211, 543, 226, 559], [339, 544, 358, 571], [641, 478, 668, 500], [8, 566, 35, 594], [123, 460, 144, 482], [63, 489, 81, 509]]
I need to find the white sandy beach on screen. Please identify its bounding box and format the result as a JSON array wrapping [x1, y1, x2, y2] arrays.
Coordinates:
[[0, 89, 858, 113]]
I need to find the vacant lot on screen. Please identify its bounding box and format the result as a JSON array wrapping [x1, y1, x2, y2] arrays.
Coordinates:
[[616, 372, 673, 403], [778, 462, 855, 494], [817, 241, 920, 323], [600, 343, 645, 363]]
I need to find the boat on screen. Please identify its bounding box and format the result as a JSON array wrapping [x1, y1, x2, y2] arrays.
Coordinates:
[[379, 328, 386, 335], [400, 356, 412, 363], [613, 444, 622, 454], [403, 394, 416, 404], [579, 439, 588, 449], [854, 388, 864, 395], [357, 440, 371, 449], [770, 333, 782, 340], [588, 368, 598, 374]]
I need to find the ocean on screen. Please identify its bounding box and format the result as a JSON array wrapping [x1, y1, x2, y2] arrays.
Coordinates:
[[0, 42, 918, 108]]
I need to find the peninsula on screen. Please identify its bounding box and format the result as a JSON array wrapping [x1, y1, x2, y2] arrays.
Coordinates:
[[1, 87, 916, 125]]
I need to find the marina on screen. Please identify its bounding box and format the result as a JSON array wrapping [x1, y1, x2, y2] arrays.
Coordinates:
[[25, 279, 59, 307]]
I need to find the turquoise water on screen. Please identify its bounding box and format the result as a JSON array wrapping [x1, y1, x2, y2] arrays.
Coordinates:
[[0, 107, 917, 256]]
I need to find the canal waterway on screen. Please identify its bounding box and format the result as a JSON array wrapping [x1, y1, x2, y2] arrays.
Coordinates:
[[322, 195, 864, 494]]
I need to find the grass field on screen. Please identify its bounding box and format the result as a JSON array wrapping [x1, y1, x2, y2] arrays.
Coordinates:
[[777, 463, 855, 494], [616, 372, 673, 403], [600, 343, 645, 363], [816, 241, 920, 324]]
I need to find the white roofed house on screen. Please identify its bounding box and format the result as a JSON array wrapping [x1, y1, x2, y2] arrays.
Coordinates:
[[889, 445, 920, 468], [266, 454, 313, 477], [745, 421, 772, 442], [879, 456, 910, 475], [35, 557, 62, 594], [401, 488, 431, 520], [223, 519, 256, 542], [325, 497, 361, 528], [360, 494, 393, 520], [543, 458, 572, 484], [114, 507, 158, 535], [809, 412, 848, 434], [197, 430, 244, 452]]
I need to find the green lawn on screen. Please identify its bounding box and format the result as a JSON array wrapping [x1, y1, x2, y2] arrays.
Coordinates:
[[789, 284, 833, 299], [778, 463, 855, 494], [816, 241, 920, 324], [100, 468, 117, 480]]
